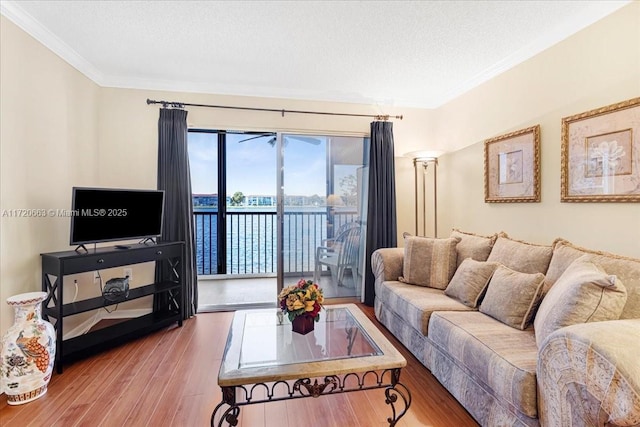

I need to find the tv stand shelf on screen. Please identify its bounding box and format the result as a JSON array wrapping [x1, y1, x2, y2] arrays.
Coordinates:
[[62, 311, 180, 358], [41, 242, 185, 373], [44, 281, 181, 317]]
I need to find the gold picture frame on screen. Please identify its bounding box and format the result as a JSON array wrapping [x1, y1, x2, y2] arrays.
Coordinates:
[[561, 97, 640, 202], [484, 125, 540, 203]]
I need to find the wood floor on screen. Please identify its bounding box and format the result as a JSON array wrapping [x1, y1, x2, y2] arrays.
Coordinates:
[[0, 303, 479, 427]]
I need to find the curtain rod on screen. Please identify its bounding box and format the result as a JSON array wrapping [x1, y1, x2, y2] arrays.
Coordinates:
[[146, 98, 403, 121]]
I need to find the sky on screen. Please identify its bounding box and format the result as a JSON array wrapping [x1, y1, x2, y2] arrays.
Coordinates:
[[188, 132, 329, 197]]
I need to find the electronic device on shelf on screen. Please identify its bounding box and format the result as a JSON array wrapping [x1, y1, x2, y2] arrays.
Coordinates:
[[102, 276, 130, 301], [69, 187, 164, 251]]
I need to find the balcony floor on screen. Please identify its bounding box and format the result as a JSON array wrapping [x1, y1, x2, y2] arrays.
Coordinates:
[[198, 272, 361, 312]]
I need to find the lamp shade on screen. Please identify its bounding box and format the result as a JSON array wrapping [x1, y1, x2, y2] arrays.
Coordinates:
[[404, 150, 445, 161]]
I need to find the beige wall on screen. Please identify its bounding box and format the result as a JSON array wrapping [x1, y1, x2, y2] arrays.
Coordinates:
[[0, 17, 100, 334], [435, 3, 640, 257]]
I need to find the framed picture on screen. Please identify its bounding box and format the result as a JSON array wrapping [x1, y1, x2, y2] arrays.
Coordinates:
[[484, 125, 540, 203], [561, 97, 640, 202]]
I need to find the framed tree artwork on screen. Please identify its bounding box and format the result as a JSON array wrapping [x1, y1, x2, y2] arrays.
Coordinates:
[[484, 125, 541, 203], [561, 97, 640, 202]]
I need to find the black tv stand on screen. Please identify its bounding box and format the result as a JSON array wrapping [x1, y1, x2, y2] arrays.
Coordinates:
[[41, 241, 185, 373]]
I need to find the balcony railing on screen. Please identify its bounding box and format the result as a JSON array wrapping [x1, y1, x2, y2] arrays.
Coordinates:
[[194, 210, 357, 276]]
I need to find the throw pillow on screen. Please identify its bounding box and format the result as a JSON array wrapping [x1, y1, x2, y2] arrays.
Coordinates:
[[450, 229, 497, 268], [399, 236, 460, 289], [545, 239, 640, 320], [486, 235, 553, 275], [479, 265, 545, 330], [444, 258, 499, 307], [534, 256, 627, 348]]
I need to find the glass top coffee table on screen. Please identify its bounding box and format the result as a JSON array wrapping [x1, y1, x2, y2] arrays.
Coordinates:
[[211, 303, 411, 426]]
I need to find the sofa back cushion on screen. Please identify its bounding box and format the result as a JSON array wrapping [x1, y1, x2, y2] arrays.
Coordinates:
[[486, 234, 553, 275], [399, 235, 460, 289], [450, 229, 497, 268], [534, 256, 627, 348], [444, 258, 499, 307], [479, 265, 545, 330], [546, 239, 640, 319]]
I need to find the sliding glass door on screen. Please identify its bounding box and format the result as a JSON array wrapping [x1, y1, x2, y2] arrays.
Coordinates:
[[189, 130, 369, 306], [278, 134, 369, 299]]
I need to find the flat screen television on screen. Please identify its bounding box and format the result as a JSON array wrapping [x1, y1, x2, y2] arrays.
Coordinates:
[[70, 187, 165, 245]]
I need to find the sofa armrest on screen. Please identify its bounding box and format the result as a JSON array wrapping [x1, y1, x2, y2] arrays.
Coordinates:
[[371, 248, 404, 283], [537, 319, 640, 427], [371, 248, 404, 299]]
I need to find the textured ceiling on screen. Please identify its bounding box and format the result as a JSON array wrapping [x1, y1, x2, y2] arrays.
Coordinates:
[[1, 0, 630, 108]]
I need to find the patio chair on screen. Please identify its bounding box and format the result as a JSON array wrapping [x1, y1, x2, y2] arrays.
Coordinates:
[[314, 223, 361, 287]]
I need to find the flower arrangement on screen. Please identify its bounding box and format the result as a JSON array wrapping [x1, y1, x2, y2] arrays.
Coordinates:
[[278, 279, 324, 322]]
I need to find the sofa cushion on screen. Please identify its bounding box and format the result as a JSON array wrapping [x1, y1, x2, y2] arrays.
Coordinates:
[[378, 280, 473, 335], [480, 265, 545, 330], [451, 229, 497, 267], [399, 235, 460, 289], [534, 257, 627, 348], [428, 311, 539, 418], [545, 239, 640, 319], [445, 258, 499, 308], [486, 235, 553, 275]]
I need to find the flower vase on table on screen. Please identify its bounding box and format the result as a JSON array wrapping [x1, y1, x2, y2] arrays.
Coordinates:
[[278, 279, 324, 335], [291, 315, 316, 335], [0, 292, 56, 405]]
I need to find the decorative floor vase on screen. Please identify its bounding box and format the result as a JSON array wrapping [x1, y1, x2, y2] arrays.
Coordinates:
[[292, 315, 315, 335], [1, 292, 56, 405]]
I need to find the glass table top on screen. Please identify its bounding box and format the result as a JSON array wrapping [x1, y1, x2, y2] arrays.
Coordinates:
[[238, 307, 382, 368], [218, 304, 406, 386]]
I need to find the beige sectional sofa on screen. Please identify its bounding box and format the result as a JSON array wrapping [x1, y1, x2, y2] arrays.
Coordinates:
[[372, 231, 640, 427]]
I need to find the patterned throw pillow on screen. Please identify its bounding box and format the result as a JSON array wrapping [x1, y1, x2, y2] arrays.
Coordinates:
[[445, 258, 499, 307], [534, 256, 627, 348], [450, 229, 497, 268], [486, 235, 553, 275], [479, 265, 545, 330], [399, 236, 460, 289], [545, 239, 640, 319]]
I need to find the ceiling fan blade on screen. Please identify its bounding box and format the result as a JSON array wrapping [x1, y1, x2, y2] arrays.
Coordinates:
[[238, 134, 273, 143]]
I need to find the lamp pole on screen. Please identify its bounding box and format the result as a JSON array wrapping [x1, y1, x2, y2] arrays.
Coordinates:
[[413, 158, 420, 235], [408, 152, 441, 237]]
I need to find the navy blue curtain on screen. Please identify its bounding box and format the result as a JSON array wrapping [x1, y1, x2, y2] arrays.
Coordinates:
[[363, 121, 397, 306], [155, 108, 197, 318]]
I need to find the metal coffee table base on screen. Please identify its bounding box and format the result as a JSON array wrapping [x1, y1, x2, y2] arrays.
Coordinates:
[[211, 368, 411, 427]]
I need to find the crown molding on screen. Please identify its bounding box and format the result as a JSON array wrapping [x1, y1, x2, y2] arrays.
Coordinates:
[[0, 0, 105, 85]]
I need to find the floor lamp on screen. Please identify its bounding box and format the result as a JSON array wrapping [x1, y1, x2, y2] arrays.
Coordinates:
[[404, 151, 443, 237]]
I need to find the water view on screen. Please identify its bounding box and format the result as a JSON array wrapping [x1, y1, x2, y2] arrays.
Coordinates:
[[194, 206, 357, 275]]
